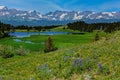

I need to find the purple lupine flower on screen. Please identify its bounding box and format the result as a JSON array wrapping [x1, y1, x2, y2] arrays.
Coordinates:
[[79, 59, 82, 66], [72, 59, 78, 68], [74, 59, 78, 64], [98, 62, 103, 69]]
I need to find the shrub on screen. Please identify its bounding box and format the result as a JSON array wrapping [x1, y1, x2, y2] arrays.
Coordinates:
[[94, 33, 99, 41], [0, 45, 14, 58], [63, 27, 65, 30], [2, 51, 14, 58], [16, 46, 27, 56], [2, 33, 10, 37], [44, 36, 57, 53]]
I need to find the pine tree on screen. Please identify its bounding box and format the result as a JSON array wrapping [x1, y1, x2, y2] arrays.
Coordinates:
[[94, 33, 99, 41], [44, 36, 56, 53]]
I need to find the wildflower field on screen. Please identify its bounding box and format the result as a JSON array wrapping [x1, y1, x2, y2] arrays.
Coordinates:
[[0, 31, 120, 80]]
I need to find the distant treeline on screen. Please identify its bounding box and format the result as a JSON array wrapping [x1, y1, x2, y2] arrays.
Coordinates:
[[0, 22, 60, 37], [67, 21, 120, 33], [0, 21, 61, 34], [14, 25, 60, 31], [1, 20, 120, 34], [0, 22, 14, 38], [0, 22, 14, 32]]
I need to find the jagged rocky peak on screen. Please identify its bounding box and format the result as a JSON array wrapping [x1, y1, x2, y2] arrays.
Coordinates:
[[0, 6, 8, 10], [0, 5, 120, 26]]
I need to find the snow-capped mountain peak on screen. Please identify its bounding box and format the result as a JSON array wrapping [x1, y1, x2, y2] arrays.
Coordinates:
[[0, 6, 6, 9], [102, 12, 114, 17], [0, 6, 7, 10], [28, 10, 36, 14], [0, 6, 120, 26], [60, 13, 67, 20]]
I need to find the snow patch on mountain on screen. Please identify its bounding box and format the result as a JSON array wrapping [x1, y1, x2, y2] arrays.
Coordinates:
[[16, 13, 27, 16], [73, 13, 84, 20], [28, 10, 35, 13], [60, 13, 67, 20], [87, 14, 93, 18], [0, 12, 9, 16], [96, 15, 103, 19], [28, 17, 40, 20], [37, 14, 42, 18], [102, 12, 114, 17], [52, 18, 56, 20], [0, 6, 6, 9], [77, 11, 81, 14]]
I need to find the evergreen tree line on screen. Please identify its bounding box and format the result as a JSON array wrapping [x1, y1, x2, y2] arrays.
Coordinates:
[[0, 21, 60, 37], [67, 21, 120, 33], [0, 22, 14, 38], [14, 25, 60, 31]]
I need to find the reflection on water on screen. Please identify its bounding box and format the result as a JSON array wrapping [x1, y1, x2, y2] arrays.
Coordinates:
[[25, 41, 34, 44], [12, 31, 70, 44], [13, 39, 44, 45], [13, 39, 22, 42], [41, 42, 45, 45]]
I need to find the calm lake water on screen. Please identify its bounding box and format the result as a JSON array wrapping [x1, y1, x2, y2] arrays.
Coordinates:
[[9, 31, 70, 38], [13, 38, 45, 44]]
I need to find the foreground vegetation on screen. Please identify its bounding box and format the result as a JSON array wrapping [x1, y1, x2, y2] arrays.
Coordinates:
[[0, 30, 120, 79], [0, 21, 120, 79]]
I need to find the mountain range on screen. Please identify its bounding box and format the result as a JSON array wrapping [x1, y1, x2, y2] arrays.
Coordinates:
[[0, 6, 120, 26]]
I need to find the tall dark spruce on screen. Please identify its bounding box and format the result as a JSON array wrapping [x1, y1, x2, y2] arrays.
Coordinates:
[[44, 36, 57, 53]]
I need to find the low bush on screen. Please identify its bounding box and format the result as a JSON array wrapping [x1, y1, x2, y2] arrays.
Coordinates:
[[16, 46, 28, 56], [0, 45, 14, 58]]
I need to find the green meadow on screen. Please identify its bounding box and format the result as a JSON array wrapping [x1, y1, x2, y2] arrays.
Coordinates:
[[0, 28, 119, 80], [0, 29, 106, 51]]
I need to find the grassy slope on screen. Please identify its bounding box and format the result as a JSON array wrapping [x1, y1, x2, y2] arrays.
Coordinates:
[[50, 26, 80, 32], [0, 31, 119, 79]]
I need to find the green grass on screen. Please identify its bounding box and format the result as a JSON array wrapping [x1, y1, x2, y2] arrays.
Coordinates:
[[1, 30, 118, 80], [50, 26, 80, 32], [0, 37, 41, 51], [0, 29, 120, 80], [15, 26, 77, 32], [0, 31, 106, 51]]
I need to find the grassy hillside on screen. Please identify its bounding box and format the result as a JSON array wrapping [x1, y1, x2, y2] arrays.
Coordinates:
[[0, 31, 120, 80]]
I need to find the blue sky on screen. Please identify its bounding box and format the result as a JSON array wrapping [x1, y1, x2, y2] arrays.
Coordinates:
[[0, 0, 120, 14]]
